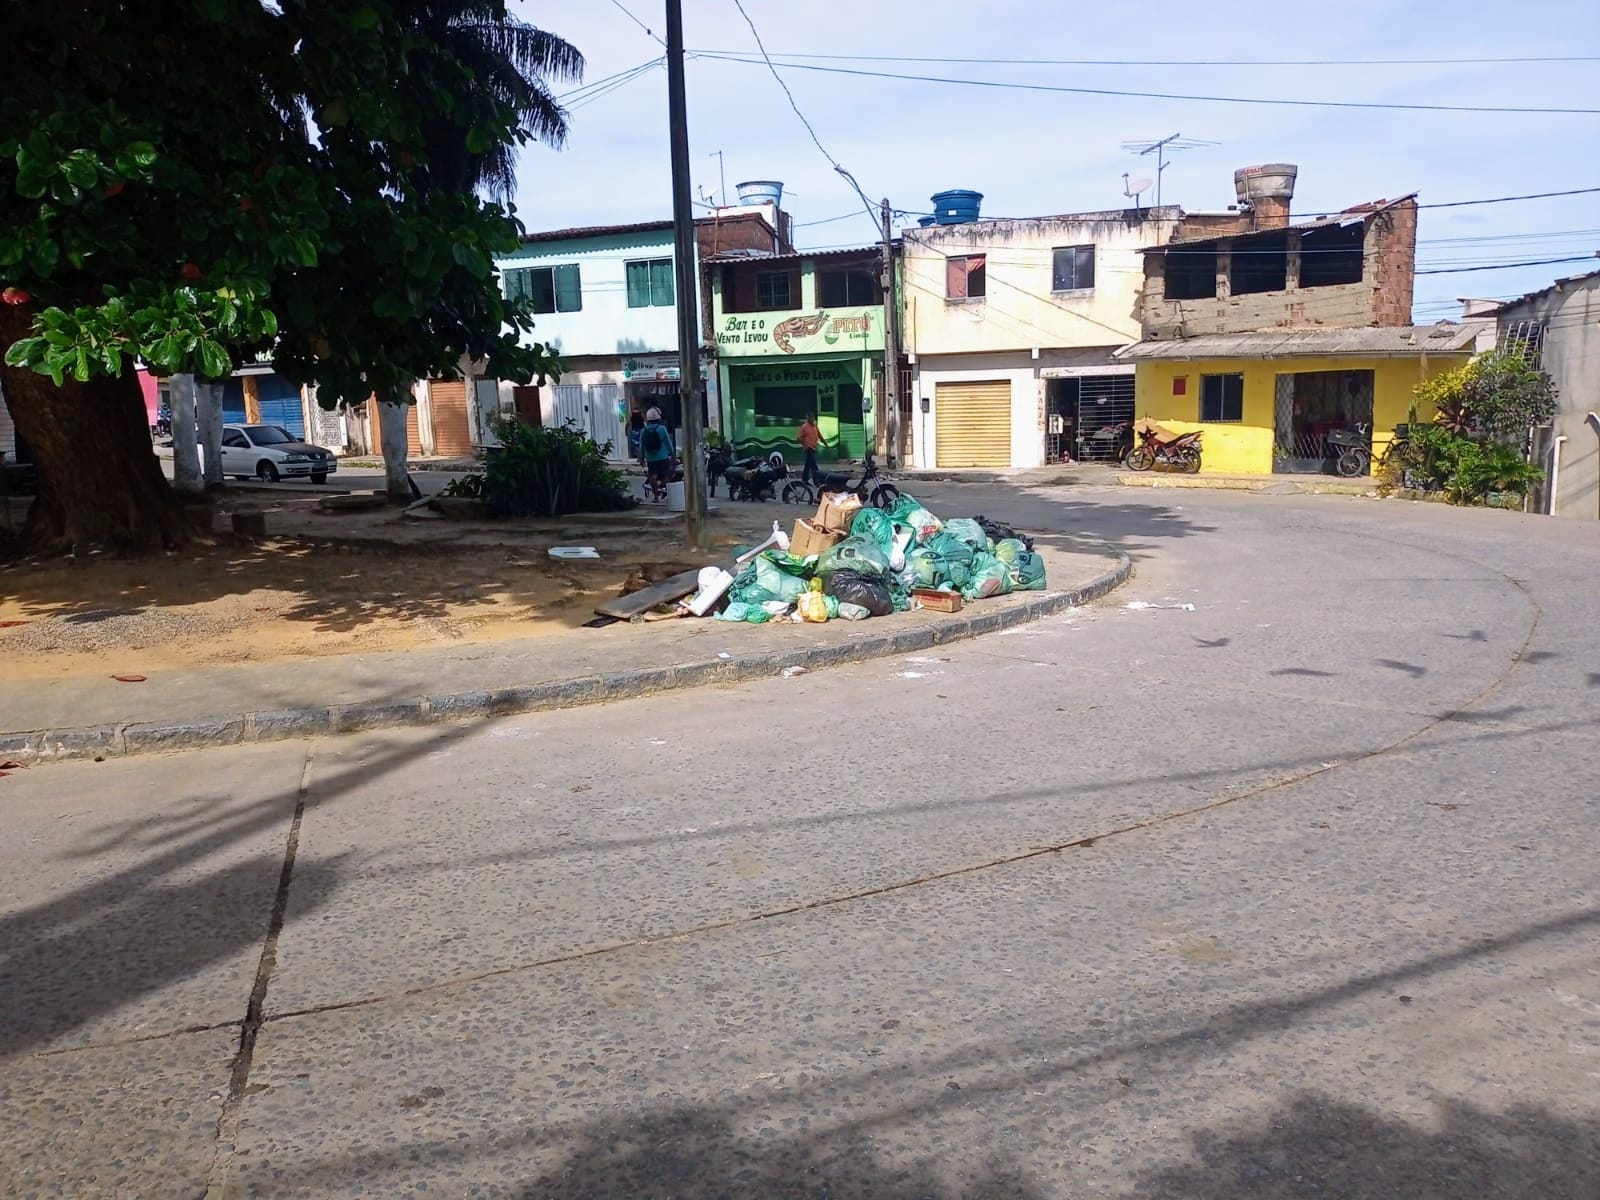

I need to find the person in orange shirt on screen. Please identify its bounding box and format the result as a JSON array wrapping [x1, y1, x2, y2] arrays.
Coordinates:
[[797, 412, 826, 485]]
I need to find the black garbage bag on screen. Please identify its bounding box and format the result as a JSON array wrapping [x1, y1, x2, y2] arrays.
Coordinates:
[[973, 515, 1034, 552], [824, 569, 894, 617]]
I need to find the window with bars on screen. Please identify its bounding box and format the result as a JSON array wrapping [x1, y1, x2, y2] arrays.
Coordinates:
[[1051, 245, 1096, 292], [946, 254, 986, 299], [625, 258, 675, 308], [756, 271, 793, 309], [504, 264, 582, 313], [1501, 320, 1545, 368], [1200, 373, 1245, 423]]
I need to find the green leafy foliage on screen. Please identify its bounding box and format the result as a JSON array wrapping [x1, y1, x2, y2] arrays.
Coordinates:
[[1395, 423, 1543, 506], [1413, 350, 1559, 443], [483, 419, 635, 518]]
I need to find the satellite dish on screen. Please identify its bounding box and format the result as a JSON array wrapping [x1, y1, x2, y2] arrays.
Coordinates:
[[1123, 173, 1154, 204]]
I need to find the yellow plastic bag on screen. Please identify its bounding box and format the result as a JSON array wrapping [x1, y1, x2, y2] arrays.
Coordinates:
[[797, 591, 832, 623]]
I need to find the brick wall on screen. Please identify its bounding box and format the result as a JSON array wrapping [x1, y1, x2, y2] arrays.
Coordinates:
[[1368, 199, 1417, 326]]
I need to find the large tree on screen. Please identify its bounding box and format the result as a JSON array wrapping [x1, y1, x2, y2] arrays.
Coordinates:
[[0, 1, 568, 548]]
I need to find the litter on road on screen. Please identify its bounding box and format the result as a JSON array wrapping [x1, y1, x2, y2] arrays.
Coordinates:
[[548, 546, 601, 560], [1125, 601, 1197, 612]]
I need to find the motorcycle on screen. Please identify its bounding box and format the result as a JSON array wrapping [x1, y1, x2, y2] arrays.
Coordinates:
[[722, 451, 800, 503], [813, 452, 900, 510], [1125, 427, 1201, 473]]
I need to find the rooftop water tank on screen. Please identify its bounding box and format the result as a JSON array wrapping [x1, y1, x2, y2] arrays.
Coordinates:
[[917, 215, 937, 227], [930, 189, 983, 225], [735, 180, 784, 207], [1233, 164, 1297, 208]]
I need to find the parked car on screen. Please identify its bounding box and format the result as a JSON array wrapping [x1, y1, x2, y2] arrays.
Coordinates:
[[157, 424, 338, 484], [221, 424, 337, 483]]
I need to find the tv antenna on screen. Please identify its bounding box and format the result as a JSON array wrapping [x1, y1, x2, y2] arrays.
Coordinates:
[[1119, 133, 1217, 208], [708, 149, 727, 207], [1122, 173, 1154, 209]]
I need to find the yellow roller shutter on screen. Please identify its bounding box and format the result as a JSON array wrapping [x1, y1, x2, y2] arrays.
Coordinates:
[[935, 380, 1011, 467]]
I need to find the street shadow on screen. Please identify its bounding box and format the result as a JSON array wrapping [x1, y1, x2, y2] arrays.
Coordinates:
[[0, 711, 480, 1056], [1133, 1092, 1600, 1199], [1270, 667, 1337, 677], [514, 1106, 1045, 1199], [1376, 657, 1428, 679]]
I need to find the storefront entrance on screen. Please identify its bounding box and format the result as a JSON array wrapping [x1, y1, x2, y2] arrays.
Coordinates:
[[1046, 373, 1135, 464], [1273, 370, 1375, 474], [726, 357, 868, 462]]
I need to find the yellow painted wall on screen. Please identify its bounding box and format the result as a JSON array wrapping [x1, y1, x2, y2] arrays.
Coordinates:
[[1133, 353, 1472, 475]]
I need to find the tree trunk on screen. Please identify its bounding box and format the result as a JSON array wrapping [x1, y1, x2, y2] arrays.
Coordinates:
[[196, 379, 224, 489], [378, 385, 413, 501], [168, 373, 203, 495], [0, 306, 192, 553]]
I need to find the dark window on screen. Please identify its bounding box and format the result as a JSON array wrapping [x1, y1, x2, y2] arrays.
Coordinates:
[[625, 258, 674, 307], [222, 429, 249, 448], [946, 254, 986, 299], [1298, 223, 1365, 288], [1230, 232, 1288, 295], [1163, 246, 1218, 300], [1051, 245, 1095, 292], [504, 264, 582, 313], [756, 271, 793, 309], [244, 425, 296, 445], [1200, 374, 1244, 423], [816, 268, 879, 307], [754, 384, 816, 424]]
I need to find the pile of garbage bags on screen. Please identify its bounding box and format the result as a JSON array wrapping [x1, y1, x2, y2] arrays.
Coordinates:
[[716, 492, 1047, 624]]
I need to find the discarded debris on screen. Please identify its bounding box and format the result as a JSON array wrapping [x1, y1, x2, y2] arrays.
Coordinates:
[[1125, 600, 1196, 612], [111, 674, 147, 683], [549, 546, 600, 560], [781, 666, 808, 678]]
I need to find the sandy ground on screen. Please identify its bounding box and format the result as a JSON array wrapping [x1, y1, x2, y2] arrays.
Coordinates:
[[0, 538, 709, 682]]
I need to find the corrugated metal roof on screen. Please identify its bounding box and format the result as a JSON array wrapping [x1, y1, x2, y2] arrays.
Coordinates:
[[1114, 323, 1479, 360], [520, 220, 674, 244], [1141, 194, 1419, 252], [706, 245, 880, 264], [1480, 267, 1600, 315]]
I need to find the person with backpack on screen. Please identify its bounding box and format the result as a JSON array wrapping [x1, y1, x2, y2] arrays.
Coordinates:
[[640, 406, 675, 500]]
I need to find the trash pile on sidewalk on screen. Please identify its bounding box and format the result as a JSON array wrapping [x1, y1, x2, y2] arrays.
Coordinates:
[[697, 490, 1047, 625]]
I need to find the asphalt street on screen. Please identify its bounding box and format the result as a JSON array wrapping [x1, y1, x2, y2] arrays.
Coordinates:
[[2, 482, 1597, 1198]]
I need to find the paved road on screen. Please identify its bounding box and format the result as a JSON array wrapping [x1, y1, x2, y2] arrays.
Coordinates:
[[3, 484, 1598, 1198]]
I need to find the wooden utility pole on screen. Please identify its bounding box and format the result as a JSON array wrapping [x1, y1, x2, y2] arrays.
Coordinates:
[[880, 198, 900, 468], [665, 0, 707, 548]]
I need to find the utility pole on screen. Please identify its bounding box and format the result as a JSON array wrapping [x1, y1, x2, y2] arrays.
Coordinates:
[[880, 198, 900, 468], [665, 0, 707, 548]]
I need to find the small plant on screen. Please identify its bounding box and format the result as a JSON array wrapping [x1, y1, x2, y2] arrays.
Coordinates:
[[1393, 423, 1542, 506], [1414, 350, 1558, 442], [441, 474, 485, 498], [483, 419, 636, 518]]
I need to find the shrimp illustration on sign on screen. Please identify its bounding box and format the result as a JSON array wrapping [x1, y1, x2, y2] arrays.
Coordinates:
[[772, 311, 830, 354]]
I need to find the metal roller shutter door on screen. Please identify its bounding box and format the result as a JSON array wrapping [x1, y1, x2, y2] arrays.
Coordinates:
[[255, 376, 306, 438], [935, 380, 1011, 467], [429, 381, 473, 457]]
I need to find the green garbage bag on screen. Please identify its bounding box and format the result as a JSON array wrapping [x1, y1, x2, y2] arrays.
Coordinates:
[[887, 492, 942, 542], [923, 532, 975, 589], [993, 538, 1028, 567], [753, 554, 808, 602], [850, 507, 896, 553], [943, 517, 988, 553], [902, 546, 940, 589], [962, 551, 1013, 601], [816, 535, 890, 578], [1009, 549, 1048, 591]]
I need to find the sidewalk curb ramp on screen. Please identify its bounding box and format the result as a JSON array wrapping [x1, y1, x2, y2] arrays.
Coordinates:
[[1, 549, 1131, 766]]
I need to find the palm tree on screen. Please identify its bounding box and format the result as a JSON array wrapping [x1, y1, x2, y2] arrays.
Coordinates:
[[409, 2, 585, 199]]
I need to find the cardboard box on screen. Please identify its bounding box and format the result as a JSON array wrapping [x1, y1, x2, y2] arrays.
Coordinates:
[[791, 518, 844, 560], [912, 588, 963, 613], [815, 492, 863, 534]]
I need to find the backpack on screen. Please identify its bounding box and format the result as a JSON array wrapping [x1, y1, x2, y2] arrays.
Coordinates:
[[642, 424, 664, 455]]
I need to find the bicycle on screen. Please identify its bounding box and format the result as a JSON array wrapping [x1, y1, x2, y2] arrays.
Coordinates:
[[1330, 423, 1410, 479]]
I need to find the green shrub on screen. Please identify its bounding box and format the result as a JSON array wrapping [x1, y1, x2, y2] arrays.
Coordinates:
[[1395, 424, 1542, 506], [484, 419, 636, 518]]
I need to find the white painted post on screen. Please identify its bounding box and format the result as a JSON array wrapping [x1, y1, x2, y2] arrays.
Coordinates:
[[378, 385, 412, 501], [196, 379, 224, 489], [168, 373, 202, 495]]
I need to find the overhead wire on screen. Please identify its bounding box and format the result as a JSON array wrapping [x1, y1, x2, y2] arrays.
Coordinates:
[[691, 48, 1600, 68], [605, 0, 666, 46], [695, 52, 1600, 115]]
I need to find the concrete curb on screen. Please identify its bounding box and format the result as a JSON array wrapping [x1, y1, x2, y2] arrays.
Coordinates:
[[1116, 473, 1376, 497], [0, 549, 1131, 766]]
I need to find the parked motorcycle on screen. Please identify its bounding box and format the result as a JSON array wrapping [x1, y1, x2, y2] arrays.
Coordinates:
[[722, 451, 800, 503], [1125, 427, 1201, 473], [814, 452, 900, 510]]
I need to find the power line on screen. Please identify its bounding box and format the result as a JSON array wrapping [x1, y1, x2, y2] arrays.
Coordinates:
[[606, 0, 665, 46], [726, 0, 880, 234], [692, 47, 1600, 68], [560, 58, 664, 110], [795, 211, 869, 228], [696, 52, 1600, 115], [1416, 254, 1597, 275], [1420, 186, 1600, 209]]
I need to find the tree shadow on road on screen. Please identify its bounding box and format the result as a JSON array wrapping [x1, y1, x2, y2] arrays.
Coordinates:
[[1134, 1092, 1600, 1199]]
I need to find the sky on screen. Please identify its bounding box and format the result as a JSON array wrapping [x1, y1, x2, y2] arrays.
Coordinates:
[[509, 0, 1600, 320]]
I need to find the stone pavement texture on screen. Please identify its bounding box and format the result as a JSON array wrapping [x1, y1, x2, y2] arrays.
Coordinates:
[[2, 483, 1598, 1198]]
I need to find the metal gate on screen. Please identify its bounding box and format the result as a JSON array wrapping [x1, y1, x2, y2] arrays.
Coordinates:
[[586, 383, 626, 460], [552, 384, 586, 432], [935, 380, 1011, 467]]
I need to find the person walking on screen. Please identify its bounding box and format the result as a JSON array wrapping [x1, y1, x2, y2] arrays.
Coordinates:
[[640, 406, 675, 501], [798, 412, 826, 486]]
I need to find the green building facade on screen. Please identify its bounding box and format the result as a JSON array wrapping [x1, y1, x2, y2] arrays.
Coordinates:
[[709, 247, 885, 462]]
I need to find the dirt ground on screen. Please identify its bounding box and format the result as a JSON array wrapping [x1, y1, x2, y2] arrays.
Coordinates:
[[0, 534, 726, 683]]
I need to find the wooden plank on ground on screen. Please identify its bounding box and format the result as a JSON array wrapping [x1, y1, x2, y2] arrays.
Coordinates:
[[593, 568, 703, 620]]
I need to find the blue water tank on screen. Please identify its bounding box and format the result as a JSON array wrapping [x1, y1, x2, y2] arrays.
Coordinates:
[[930, 189, 983, 225], [917, 216, 936, 227], [735, 179, 784, 207]]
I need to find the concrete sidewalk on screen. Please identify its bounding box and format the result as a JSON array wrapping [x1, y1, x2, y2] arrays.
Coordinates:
[[1, 542, 1129, 764]]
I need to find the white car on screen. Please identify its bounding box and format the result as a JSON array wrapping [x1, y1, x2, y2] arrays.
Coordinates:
[[220, 424, 337, 483]]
